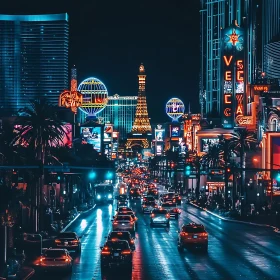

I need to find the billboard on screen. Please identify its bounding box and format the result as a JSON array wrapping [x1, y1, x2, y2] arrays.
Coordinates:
[[156, 145, 162, 155], [80, 126, 101, 152], [201, 138, 219, 153], [170, 124, 181, 138], [104, 124, 113, 141], [155, 129, 165, 142], [221, 23, 245, 128], [271, 136, 280, 169]]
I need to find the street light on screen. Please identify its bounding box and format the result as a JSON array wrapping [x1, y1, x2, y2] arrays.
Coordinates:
[[88, 171, 96, 180]]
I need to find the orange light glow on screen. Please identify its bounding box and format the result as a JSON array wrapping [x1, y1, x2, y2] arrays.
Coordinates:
[[224, 94, 232, 104], [225, 71, 232, 81], [223, 55, 233, 66]]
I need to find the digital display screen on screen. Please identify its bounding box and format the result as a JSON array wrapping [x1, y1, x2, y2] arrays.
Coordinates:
[[80, 126, 101, 152], [272, 137, 280, 169], [155, 129, 164, 142], [156, 145, 162, 155], [171, 125, 180, 137], [104, 125, 113, 140], [201, 138, 219, 153]]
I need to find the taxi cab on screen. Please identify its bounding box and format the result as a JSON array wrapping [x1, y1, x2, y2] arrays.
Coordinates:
[[177, 223, 208, 252]]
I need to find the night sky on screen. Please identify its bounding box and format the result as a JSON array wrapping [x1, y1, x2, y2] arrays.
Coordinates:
[[1, 0, 200, 123]]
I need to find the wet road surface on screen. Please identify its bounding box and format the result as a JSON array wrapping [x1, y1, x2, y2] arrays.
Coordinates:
[[32, 188, 280, 280]]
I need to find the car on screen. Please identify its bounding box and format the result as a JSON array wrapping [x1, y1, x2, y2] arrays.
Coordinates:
[[115, 210, 138, 227], [161, 192, 176, 202], [129, 187, 142, 199], [117, 206, 133, 213], [177, 223, 208, 252], [54, 232, 81, 253], [161, 202, 181, 219], [174, 194, 182, 205], [142, 195, 156, 204], [117, 194, 129, 201], [100, 240, 133, 270], [105, 231, 135, 250], [35, 248, 73, 273], [146, 189, 159, 199], [112, 215, 136, 233], [150, 209, 170, 227], [142, 201, 158, 213]]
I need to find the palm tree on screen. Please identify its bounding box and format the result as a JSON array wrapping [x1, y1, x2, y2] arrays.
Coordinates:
[[12, 99, 68, 232], [202, 144, 224, 169], [229, 128, 257, 214], [189, 153, 203, 200]]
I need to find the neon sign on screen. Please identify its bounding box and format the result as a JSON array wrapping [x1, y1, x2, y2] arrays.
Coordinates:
[[253, 85, 269, 92], [59, 90, 83, 114]]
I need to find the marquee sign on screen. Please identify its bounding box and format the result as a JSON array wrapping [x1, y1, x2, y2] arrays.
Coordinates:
[[221, 23, 245, 128], [59, 90, 83, 114]]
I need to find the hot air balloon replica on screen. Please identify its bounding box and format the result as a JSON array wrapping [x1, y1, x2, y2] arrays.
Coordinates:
[[78, 77, 108, 118]]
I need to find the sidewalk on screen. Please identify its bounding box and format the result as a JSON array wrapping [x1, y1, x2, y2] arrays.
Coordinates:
[[188, 201, 280, 234]]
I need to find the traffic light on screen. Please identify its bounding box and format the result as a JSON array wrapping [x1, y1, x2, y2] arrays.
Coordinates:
[[105, 171, 114, 180], [185, 164, 191, 176], [88, 171, 96, 180], [56, 173, 62, 183]]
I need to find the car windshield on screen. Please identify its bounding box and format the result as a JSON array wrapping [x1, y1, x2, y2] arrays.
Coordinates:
[[119, 195, 127, 200], [182, 226, 205, 233], [116, 216, 131, 221], [57, 232, 76, 239], [44, 250, 66, 258], [145, 202, 156, 206], [152, 209, 167, 214], [106, 241, 129, 249], [95, 185, 113, 193]]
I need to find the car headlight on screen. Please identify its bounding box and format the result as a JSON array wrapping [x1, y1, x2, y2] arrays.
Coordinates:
[[97, 195, 101, 199], [108, 194, 113, 199]]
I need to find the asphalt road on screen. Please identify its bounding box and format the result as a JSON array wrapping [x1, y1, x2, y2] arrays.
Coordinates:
[[33, 189, 280, 280]]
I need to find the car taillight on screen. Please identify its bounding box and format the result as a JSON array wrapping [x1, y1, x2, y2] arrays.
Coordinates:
[[154, 205, 158, 208], [65, 258, 70, 262], [143, 205, 146, 208], [173, 199, 176, 202], [72, 240, 78, 243], [130, 221, 134, 224], [166, 214, 170, 218], [201, 233, 208, 237], [113, 222, 118, 224], [130, 240, 134, 244], [40, 257, 45, 262], [130, 191, 133, 193], [180, 232, 188, 236], [151, 214, 155, 218], [121, 250, 131, 255], [178, 196, 181, 199], [101, 251, 111, 255], [55, 239, 61, 243]]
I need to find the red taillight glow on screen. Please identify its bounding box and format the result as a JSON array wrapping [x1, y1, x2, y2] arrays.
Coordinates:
[[180, 232, 188, 236], [40, 257, 45, 262], [101, 251, 111, 255], [113, 222, 118, 225], [121, 250, 131, 255], [178, 196, 181, 199], [65, 258, 70, 262], [166, 214, 170, 218], [151, 214, 155, 218], [201, 232, 208, 237], [130, 240, 134, 244], [55, 239, 61, 243], [117, 232, 123, 235], [72, 240, 78, 243]]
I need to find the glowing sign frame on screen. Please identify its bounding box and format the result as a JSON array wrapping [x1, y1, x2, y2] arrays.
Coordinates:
[[59, 90, 83, 114], [165, 98, 185, 121]]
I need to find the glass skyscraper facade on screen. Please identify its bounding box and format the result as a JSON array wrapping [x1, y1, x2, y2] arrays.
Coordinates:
[[0, 14, 69, 115], [96, 94, 138, 140], [199, 0, 258, 117], [262, 0, 280, 78]]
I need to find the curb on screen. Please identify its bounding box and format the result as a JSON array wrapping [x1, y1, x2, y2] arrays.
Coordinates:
[[189, 202, 280, 233], [22, 267, 35, 280], [61, 204, 96, 232]]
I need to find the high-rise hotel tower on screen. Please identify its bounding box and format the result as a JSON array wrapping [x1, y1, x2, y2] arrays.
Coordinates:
[[0, 14, 69, 115]]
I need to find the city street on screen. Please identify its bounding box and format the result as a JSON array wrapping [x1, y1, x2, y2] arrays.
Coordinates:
[[31, 186, 280, 280]]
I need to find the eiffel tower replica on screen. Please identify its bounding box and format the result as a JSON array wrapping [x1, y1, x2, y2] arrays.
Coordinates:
[[126, 63, 152, 149]]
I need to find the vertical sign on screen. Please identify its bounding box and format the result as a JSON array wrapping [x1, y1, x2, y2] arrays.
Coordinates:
[[221, 23, 245, 128]]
